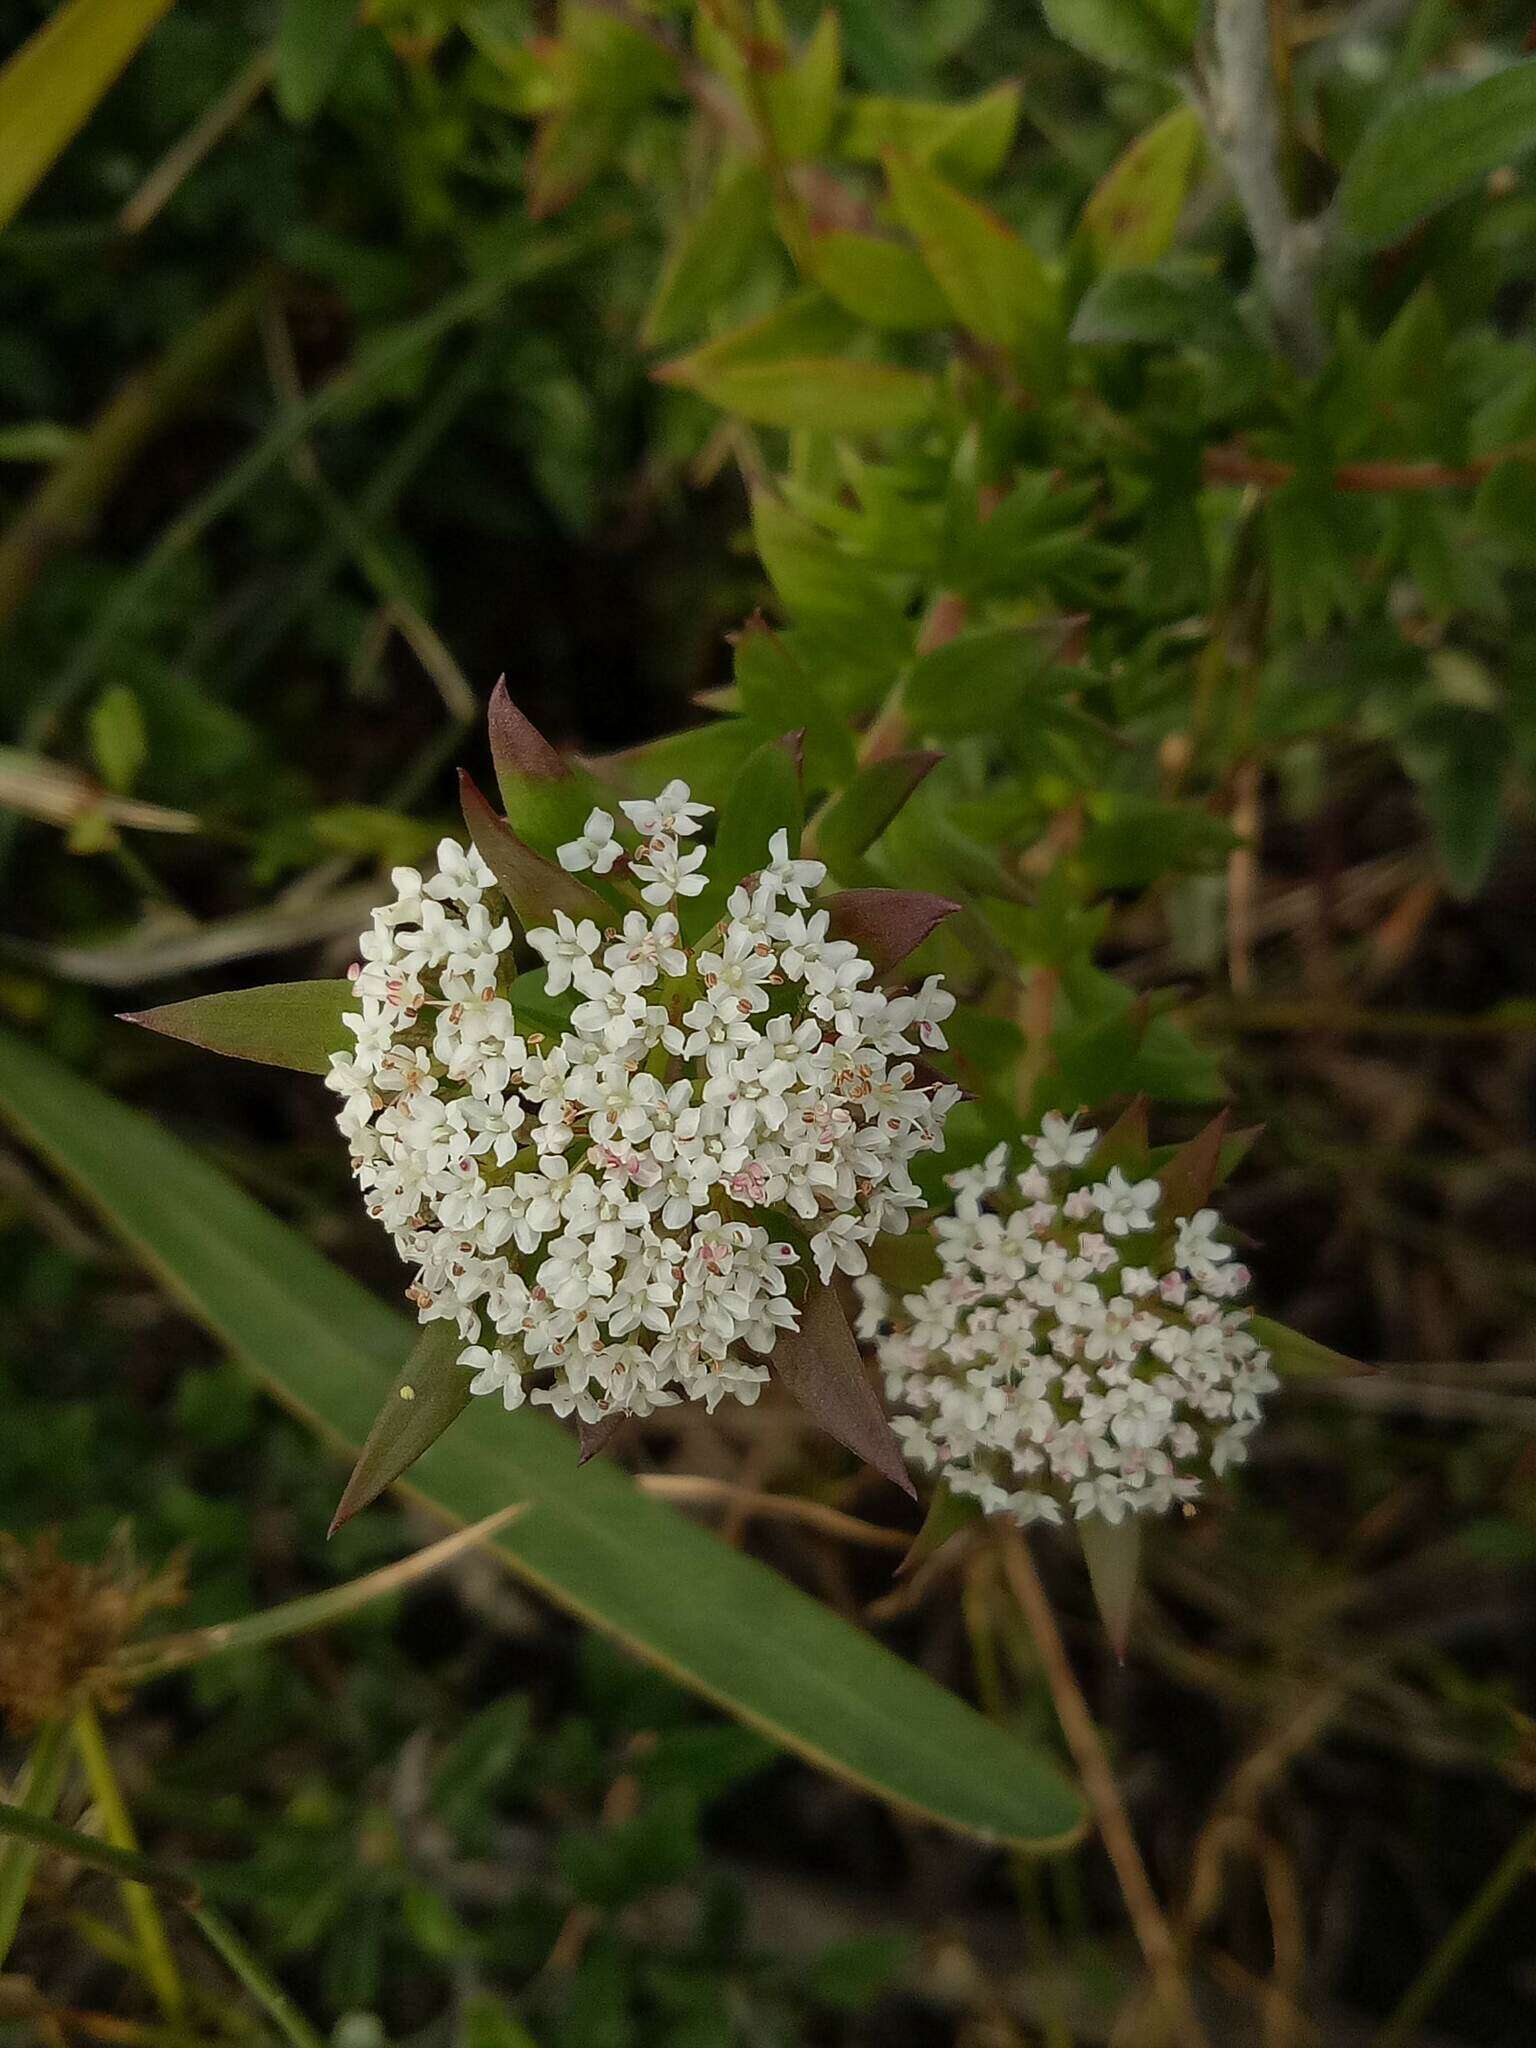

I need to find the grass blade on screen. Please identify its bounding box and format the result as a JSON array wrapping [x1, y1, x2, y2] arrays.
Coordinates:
[[0, 1028, 1084, 1851]]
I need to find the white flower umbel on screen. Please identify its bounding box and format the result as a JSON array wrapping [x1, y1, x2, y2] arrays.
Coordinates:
[[859, 1130, 1276, 1528], [326, 788, 959, 1426]]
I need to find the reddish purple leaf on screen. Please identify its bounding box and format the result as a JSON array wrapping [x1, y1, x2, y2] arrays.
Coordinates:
[[769, 1282, 915, 1497], [1156, 1108, 1230, 1221], [459, 770, 607, 928], [1085, 1095, 1149, 1177], [488, 676, 567, 786], [822, 889, 960, 975], [577, 1412, 631, 1465]]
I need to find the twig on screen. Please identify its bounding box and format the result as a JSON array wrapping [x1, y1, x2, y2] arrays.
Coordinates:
[[71, 1706, 185, 2021], [1000, 1533, 1212, 2048], [1202, 439, 1536, 493], [634, 1473, 907, 1549], [116, 47, 275, 237], [1203, 0, 1325, 369]]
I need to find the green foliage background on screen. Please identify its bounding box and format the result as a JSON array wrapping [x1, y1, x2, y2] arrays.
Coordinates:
[[5, 0, 1536, 2042]]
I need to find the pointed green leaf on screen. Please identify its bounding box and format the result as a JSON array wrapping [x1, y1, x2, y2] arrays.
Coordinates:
[[655, 290, 857, 384], [732, 612, 857, 786], [814, 751, 941, 872], [1079, 104, 1203, 268], [275, 0, 358, 124], [642, 160, 772, 350], [841, 83, 1021, 184], [1250, 1317, 1362, 1382], [1041, 0, 1192, 76], [664, 355, 937, 434], [764, 8, 842, 159], [330, 1322, 475, 1533], [886, 151, 1052, 351], [487, 679, 604, 858], [0, 1030, 1085, 1851], [689, 735, 805, 937], [459, 770, 608, 927], [1078, 1514, 1141, 1661], [1339, 57, 1536, 250], [807, 231, 952, 330], [769, 1281, 914, 1496], [121, 981, 354, 1076]]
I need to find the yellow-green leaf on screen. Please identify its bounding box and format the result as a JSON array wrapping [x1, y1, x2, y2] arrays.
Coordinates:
[[1079, 104, 1203, 268], [0, 0, 179, 232], [886, 153, 1051, 351], [121, 981, 355, 1076], [841, 83, 1020, 185], [807, 230, 952, 330], [764, 8, 842, 159], [667, 354, 936, 434], [642, 160, 772, 350]]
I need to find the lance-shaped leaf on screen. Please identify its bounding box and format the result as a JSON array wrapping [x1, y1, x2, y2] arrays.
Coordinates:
[[487, 678, 604, 858], [1250, 1316, 1363, 1382], [769, 1281, 914, 1497], [687, 733, 804, 938], [577, 1412, 631, 1465], [1083, 1095, 1149, 1177], [823, 889, 959, 975], [885, 151, 1052, 353], [1078, 104, 1204, 269], [459, 769, 607, 928], [1078, 1514, 1141, 1663], [1155, 1108, 1229, 1222], [330, 1322, 474, 1534], [120, 980, 354, 1076], [812, 752, 942, 872], [899, 1480, 982, 1576], [0, 1029, 1085, 1849]]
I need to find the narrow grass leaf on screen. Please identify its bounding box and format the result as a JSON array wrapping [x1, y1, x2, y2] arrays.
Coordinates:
[[0, 1030, 1085, 1850]]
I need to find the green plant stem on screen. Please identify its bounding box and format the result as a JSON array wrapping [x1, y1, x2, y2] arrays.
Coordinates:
[[0, 1720, 72, 1967], [1374, 1809, 1536, 2048], [72, 1703, 186, 2020], [191, 1903, 329, 2048]]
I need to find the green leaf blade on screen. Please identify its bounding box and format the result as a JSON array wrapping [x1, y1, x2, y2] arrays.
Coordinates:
[[0, 1030, 1085, 1852], [121, 981, 356, 1076]]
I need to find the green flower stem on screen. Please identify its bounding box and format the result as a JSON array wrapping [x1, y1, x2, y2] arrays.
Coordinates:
[[190, 1903, 329, 2048], [0, 1719, 71, 1967], [72, 1702, 186, 2021], [1374, 1809, 1536, 2048]]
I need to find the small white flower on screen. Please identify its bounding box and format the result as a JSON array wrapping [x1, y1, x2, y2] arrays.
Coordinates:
[[527, 910, 601, 996], [1090, 1166, 1160, 1237], [869, 1130, 1273, 1529], [1030, 1111, 1098, 1171], [330, 805, 957, 1428], [619, 779, 712, 838], [558, 807, 622, 875]]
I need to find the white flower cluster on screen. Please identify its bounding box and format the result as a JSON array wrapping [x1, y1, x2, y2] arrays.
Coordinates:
[[858, 1117, 1276, 1526], [325, 780, 959, 1425]]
